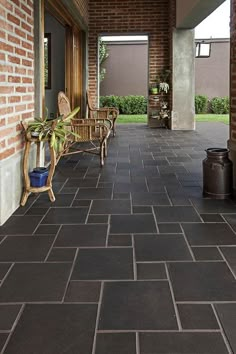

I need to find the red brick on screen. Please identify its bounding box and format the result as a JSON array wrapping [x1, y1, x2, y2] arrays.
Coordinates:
[[7, 34, 20, 45], [8, 134, 21, 145], [15, 104, 26, 112], [14, 7, 26, 20], [0, 41, 13, 53], [15, 27, 26, 38], [8, 76, 21, 83], [0, 107, 13, 115], [7, 115, 21, 124], [7, 13, 20, 26], [0, 86, 13, 94], [0, 140, 6, 150], [0, 147, 15, 160], [0, 118, 6, 127], [8, 55, 20, 64], [8, 96, 21, 103], [16, 86, 26, 93], [22, 58, 32, 67]]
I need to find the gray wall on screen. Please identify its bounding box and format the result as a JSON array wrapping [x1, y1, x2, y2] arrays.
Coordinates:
[[100, 41, 148, 97], [45, 12, 65, 117], [195, 39, 229, 99]]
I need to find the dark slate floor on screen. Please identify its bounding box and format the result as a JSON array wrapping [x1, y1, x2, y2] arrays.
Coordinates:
[[0, 123, 236, 353]]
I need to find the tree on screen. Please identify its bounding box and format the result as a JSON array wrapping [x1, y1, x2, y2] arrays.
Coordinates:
[[99, 38, 109, 82]]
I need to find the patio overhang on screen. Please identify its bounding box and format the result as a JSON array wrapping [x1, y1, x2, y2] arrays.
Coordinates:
[[176, 0, 227, 29]]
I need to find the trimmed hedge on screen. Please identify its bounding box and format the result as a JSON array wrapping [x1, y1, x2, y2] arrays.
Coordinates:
[[195, 95, 208, 114], [100, 95, 147, 114], [210, 97, 229, 114]]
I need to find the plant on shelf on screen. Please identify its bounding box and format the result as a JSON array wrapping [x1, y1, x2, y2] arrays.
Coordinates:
[[149, 83, 159, 95], [156, 69, 171, 94], [159, 101, 170, 120], [25, 106, 80, 153]]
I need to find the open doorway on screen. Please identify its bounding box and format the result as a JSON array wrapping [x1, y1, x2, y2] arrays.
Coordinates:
[[98, 35, 149, 124]]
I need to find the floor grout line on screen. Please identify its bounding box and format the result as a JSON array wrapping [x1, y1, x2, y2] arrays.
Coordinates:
[[92, 281, 104, 354]]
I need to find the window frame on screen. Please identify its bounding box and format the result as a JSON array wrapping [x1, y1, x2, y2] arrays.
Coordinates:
[[195, 42, 211, 58]]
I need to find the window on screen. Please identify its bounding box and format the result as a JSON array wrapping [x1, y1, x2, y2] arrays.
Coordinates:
[[195, 42, 211, 58], [44, 33, 51, 89]]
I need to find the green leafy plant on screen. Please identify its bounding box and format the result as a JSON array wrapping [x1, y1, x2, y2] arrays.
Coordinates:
[[26, 106, 80, 153], [100, 95, 147, 114], [210, 97, 229, 114], [195, 95, 208, 114]]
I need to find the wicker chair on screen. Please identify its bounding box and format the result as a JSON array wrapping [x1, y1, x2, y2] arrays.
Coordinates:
[[57, 91, 112, 166], [87, 90, 119, 137]]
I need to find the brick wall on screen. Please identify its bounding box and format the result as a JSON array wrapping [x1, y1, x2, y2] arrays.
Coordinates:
[[88, 0, 174, 104], [231, 0, 236, 141], [0, 0, 34, 161]]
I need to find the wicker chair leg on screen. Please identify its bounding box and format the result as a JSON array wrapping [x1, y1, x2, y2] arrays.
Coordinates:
[[104, 140, 108, 157], [100, 142, 105, 167]]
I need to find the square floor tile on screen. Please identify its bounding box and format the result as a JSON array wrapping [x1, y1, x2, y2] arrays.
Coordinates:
[[154, 206, 201, 222], [0, 334, 8, 352], [137, 263, 167, 279], [65, 178, 98, 187], [4, 304, 97, 354], [110, 215, 157, 234], [42, 207, 88, 224], [99, 281, 177, 330], [200, 213, 225, 222], [192, 247, 223, 260], [131, 192, 170, 206], [72, 248, 133, 280], [0, 263, 12, 280], [215, 304, 236, 353], [55, 224, 108, 247], [0, 304, 22, 330], [76, 188, 112, 200], [132, 206, 152, 214], [0, 216, 42, 235], [108, 234, 132, 246], [134, 235, 192, 261], [191, 198, 236, 213], [177, 304, 219, 329], [0, 236, 54, 262], [87, 215, 109, 223], [34, 225, 60, 235], [158, 223, 182, 233], [90, 200, 131, 214], [95, 333, 136, 354], [182, 223, 236, 245], [223, 214, 236, 232], [0, 263, 72, 302], [32, 194, 74, 207], [168, 262, 236, 301], [47, 248, 76, 262], [64, 281, 101, 302], [139, 332, 228, 354], [220, 246, 236, 275], [114, 182, 148, 193]]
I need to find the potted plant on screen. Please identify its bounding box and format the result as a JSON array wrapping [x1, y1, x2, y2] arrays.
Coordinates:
[[25, 106, 80, 153], [157, 69, 171, 94], [149, 84, 159, 95]]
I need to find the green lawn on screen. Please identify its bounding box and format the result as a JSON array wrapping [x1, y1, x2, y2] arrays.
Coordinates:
[[117, 114, 229, 124]]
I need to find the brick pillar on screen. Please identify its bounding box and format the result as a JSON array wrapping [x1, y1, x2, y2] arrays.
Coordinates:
[[229, 0, 236, 191]]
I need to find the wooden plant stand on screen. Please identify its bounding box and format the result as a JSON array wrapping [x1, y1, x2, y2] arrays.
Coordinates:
[[21, 135, 56, 206]]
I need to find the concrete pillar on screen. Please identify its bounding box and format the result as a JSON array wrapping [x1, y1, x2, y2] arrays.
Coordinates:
[[172, 29, 195, 130]]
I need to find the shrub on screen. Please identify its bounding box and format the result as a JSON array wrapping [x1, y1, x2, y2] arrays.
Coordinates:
[[100, 95, 147, 114], [210, 97, 229, 114], [195, 95, 208, 114]]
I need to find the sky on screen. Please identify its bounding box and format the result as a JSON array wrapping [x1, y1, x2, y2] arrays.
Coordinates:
[[195, 0, 230, 39]]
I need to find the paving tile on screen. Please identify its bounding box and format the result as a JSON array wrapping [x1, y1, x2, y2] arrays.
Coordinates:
[[95, 333, 136, 354], [153, 206, 201, 222], [134, 235, 192, 261], [192, 247, 223, 260], [47, 248, 76, 262], [76, 188, 112, 199], [182, 223, 236, 245], [99, 281, 178, 330], [0, 236, 54, 262], [64, 281, 101, 302], [191, 198, 236, 213], [90, 200, 131, 214], [157, 223, 182, 233], [3, 304, 97, 354], [139, 332, 228, 354], [32, 194, 74, 207], [0, 263, 12, 280], [71, 248, 133, 280], [42, 207, 88, 224], [72, 199, 91, 207], [132, 206, 152, 213], [110, 214, 157, 234], [108, 234, 132, 246], [55, 224, 108, 247], [215, 304, 236, 353], [0, 263, 72, 302], [131, 192, 170, 206], [34, 225, 60, 235], [220, 246, 236, 275], [200, 213, 225, 222], [0, 216, 42, 235], [168, 262, 236, 301], [114, 182, 148, 193], [25, 207, 49, 215], [177, 304, 219, 329], [0, 304, 22, 330], [137, 263, 167, 279], [113, 192, 130, 199], [87, 215, 109, 223]]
